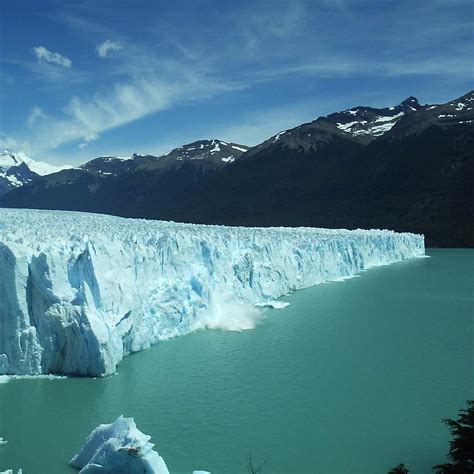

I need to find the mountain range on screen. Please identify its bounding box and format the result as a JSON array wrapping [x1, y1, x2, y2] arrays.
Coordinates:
[[1, 91, 472, 247]]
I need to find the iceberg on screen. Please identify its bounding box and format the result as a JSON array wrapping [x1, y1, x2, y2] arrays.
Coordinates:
[[0, 209, 424, 376], [69, 416, 169, 473]]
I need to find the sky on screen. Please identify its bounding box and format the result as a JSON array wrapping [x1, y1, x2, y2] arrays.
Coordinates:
[[0, 0, 473, 165]]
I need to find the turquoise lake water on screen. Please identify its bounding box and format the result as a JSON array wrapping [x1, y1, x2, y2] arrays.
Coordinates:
[[0, 249, 472, 473]]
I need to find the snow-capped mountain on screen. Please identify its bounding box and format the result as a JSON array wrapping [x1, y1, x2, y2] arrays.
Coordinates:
[[79, 154, 150, 177], [1, 91, 472, 246], [325, 96, 422, 141], [0, 160, 37, 195], [80, 140, 248, 175], [163, 139, 248, 164], [0, 149, 71, 196], [0, 139, 249, 217], [246, 96, 423, 157], [164, 91, 473, 247], [0, 149, 71, 175], [66, 140, 248, 178], [387, 90, 474, 138]]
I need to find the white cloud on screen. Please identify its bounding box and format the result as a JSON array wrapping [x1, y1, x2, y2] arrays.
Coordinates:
[[96, 40, 123, 58], [32, 46, 72, 68], [27, 107, 46, 128], [21, 71, 240, 154], [0, 136, 18, 150], [77, 132, 99, 149]]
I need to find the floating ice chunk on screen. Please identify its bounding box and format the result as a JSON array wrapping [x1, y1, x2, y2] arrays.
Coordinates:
[[70, 416, 169, 474], [0, 470, 22, 474], [0, 374, 67, 384], [255, 301, 290, 309], [0, 437, 7, 446]]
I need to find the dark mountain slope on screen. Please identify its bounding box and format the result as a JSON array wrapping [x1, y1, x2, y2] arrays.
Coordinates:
[[165, 94, 474, 247], [1, 92, 472, 247], [0, 140, 247, 216]]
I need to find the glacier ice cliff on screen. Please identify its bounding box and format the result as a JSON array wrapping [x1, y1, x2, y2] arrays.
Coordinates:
[[0, 209, 425, 376], [70, 416, 170, 473]]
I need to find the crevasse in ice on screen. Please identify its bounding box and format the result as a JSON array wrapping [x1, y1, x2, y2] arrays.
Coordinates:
[[0, 209, 425, 376]]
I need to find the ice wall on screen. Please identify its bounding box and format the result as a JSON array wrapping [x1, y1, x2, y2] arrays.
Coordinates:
[[0, 209, 424, 376]]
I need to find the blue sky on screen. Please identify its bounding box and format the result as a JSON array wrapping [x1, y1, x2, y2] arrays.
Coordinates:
[[0, 0, 472, 165]]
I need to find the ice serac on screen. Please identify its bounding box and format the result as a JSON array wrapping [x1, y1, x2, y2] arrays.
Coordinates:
[[0, 209, 425, 376], [70, 416, 169, 473]]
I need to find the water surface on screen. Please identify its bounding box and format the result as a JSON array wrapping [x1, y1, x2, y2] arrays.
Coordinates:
[[0, 249, 472, 473]]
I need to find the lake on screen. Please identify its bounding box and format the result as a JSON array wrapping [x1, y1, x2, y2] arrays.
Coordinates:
[[0, 249, 472, 473]]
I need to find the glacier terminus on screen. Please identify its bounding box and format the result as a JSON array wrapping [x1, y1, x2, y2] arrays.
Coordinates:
[[0, 209, 425, 377]]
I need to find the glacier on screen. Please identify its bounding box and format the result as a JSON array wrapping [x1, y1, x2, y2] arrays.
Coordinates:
[[0, 208, 425, 376]]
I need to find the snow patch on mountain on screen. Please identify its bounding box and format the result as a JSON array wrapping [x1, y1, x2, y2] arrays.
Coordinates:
[[335, 110, 406, 137], [273, 131, 285, 143], [231, 145, 247, 152], [100, 155, 133, 161], [161, 140, 248, 164], [374, 112, 405, 122], [210, 140, 221, 153], [0, 174, 23, 188], [0, 209, 424, 377]]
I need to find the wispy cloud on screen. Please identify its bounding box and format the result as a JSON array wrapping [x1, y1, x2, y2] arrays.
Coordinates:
[[96, 40, 123, 58], [2, 0, 471, 165], [32, 46, 72, 68], [245, 53, 474, 83], [77, 132, 98, 149], [234, 1, 308, 54], [0, 135, 18, 150], [27, 106, 46, 128], [24, 71, 244, 154]]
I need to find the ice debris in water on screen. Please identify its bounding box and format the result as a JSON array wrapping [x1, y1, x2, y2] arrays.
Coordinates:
[[0, 209, 425, 377], [69, 416, 169, 474], [255, 300, 290, 309]]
